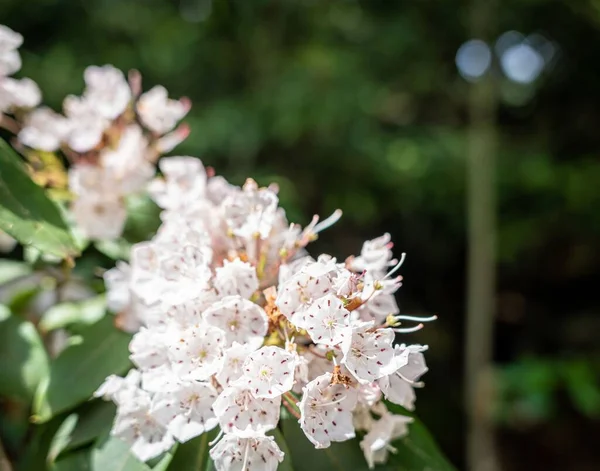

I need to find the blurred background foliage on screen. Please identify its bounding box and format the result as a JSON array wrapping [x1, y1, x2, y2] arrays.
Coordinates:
[[2, 0, 600, 469]]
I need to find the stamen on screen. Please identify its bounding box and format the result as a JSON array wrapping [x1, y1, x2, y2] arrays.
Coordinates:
[[208, 428, 224, 446], [383, 253, 406, 280], [312, 209, 343, 233], [396, 371, 425, 387], [241, 440, 251, 471], [393, 314, 438, 323], [318, 395, 348, 407], [392, 323, 424, 333]]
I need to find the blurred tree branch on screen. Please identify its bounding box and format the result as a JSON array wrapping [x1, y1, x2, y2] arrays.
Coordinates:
[[465, 0, 499, 470]]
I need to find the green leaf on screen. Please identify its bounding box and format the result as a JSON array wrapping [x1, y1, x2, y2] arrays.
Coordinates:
[[0, 304, 49, 400], [91, 435, 150, 471], [52, 450, 92, 471], [122, 194, 161, 244], [281, 407, 456, 471], [16, 414, 66, 471], [0, 138, 79, 259], [95, 239, 132, 261], [33, 316, 132, 423], [148, 449, 176, 471], [39, 295, 107, 333], [167, 431, 216, 471], [0, 259, 32, 285], [281, 417, 369, 471], [48, 413, 79, 464], [63, 401, 116, 453], [385, 404, 457, 471], [270, 428, 295, 471]]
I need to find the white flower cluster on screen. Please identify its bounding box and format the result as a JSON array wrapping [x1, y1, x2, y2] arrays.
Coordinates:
[[19, 64, 190, 240], [0, 25, 41, 116], [0, 25, 191, 241], [96, 158, 434, 470]]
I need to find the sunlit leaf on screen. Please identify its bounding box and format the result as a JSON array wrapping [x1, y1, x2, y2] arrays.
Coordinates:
[[39, 295, 107, 333], [33, 316, 131, 423], [91, 435, 151, 471], [0, 138, 79, 259], [0, 304, 49, 400]]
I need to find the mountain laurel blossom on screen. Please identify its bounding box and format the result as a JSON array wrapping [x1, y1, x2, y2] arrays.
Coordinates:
[[92, 154, 436, 470], [0, 23, 437, 471]]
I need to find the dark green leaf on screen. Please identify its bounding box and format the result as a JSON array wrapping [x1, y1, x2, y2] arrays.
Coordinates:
[[52, 450, 92, 471], [148, 449, 176, 471], [281, 417, 369, 471], [16, 414, 66, 471], [0, 304, 49, 400], [385, 404, 456, 471], [282, 407, 456, 471], [122, 194, 161, 244], [39, 295, 107, 333], [270, 428, 295, 471], [48, 414, 79, 464], [33, 316, 132, 423], [167, 430, 217, 471], [63, 401, 116, 453], [0, 138, 78, 259]]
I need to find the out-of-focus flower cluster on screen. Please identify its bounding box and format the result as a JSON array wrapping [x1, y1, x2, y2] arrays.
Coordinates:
[[96, 158, 433, 470], [0, 25, 41, 114], [0, 25, 191, 240]]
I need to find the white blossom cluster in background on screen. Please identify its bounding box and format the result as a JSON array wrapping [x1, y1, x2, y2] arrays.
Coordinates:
[[0, 24, 191, 241], [95, 158, 434, 470], [0, 25, 41, 114]]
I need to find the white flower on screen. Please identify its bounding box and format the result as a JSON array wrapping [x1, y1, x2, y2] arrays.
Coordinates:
[[160, 244, 211, 286], [100, 124, 154, 193], [111, 392, 175, 462], [341, 323, 397, 384], [18, 107, 70, 151], [104, 262, 132, 314], [63, 94, 107, 152], [94, 369, 141, 404], [0, 25, 23, 53], [137, 85, 190, 134], [213, 386, 281, 436], [357, 291, 400, 324], [166, 324, 225, 381], [103, 262, 148, 333], [152, 381, 218, 442], [0, 50, 20, 77], [83, 64, 131, 120], [303, 293, 351, 346], [275, 258, 337, 327], [234, 346, 296, 398], [214, 258, 259, 299], [223, 179, 279, 240], [0, 77, 41, 111], [129, 327, 169, 371], [148, 156, 207, 210], [349, 233, 396, 275], [209, 434, 284, 471], [360, 412, 413, 469], [298, 372, 358, 448], [162, 299, 208, 329], [203, 295, 268, 348], [356, 382, 382, 407], [216, 342, 259, 387], [71, 195, 127, 241], [377, 345, 428, 410]]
